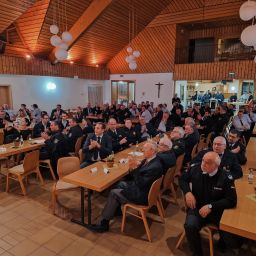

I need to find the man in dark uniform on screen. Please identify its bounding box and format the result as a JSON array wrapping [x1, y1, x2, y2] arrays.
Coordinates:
[[154, 111, 174, 134], [184, 124, 199, 164], [59, 112, 69, 131], [81, 122, 112, 168], [157, 135, 176, 174], [134, 117, 156, 142], [107, 118, 128, 152], [170, 126, 185, 157], [117, 105, 131, 124], [179, 151, 237, 256], [211, 106, 229, 136], [119, 119, 139, 148], [83, 103, 94, 117], [40, 121, 68, 177], [33, 114, 50, 138], [227, 130, 247, 165], [90, 141, 163, 232], [191, 136, 243, 180], [65, 118, 83, 153]]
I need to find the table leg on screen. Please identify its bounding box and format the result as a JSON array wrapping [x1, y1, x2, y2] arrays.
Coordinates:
[[71, 187, 93, 229]]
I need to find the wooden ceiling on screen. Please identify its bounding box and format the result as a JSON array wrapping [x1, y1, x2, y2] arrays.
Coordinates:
[[2, 0, 171, 66], [0, 0, 248, 74]]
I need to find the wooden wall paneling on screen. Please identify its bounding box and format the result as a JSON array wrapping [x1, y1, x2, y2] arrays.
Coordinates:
[[174, 61, 256, 81], [0, 55, 109, 80]]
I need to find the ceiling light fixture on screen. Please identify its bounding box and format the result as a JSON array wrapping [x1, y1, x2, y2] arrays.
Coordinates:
[[49, 0, 73, 61], [239, 0, 256, 63], [125, 1, 140, 71]]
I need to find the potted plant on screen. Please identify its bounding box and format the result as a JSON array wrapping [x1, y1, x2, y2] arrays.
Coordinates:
[[106, 154, 114, 168]]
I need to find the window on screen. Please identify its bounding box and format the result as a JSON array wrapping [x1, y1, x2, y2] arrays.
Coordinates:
[[111, 80, 135, 106]]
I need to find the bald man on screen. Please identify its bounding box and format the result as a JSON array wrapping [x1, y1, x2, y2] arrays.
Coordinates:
[[179, 152, 237, 256]]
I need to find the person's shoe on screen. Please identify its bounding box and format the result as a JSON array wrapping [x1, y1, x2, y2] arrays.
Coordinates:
[[114, 206, 123, 217], [89, 219, 109, 233]]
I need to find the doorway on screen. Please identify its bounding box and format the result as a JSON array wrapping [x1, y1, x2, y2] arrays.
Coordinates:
[[0, 85, 12, 108]]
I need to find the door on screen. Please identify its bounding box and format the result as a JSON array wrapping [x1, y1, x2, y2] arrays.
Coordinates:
[[88, 86, 103, 106], [0, 85, 12, 108]]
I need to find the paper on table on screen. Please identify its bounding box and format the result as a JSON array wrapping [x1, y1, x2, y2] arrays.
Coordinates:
[[246, 194, 256, 202], [128, 151, 143, 156], [33, 139, 45, 144]]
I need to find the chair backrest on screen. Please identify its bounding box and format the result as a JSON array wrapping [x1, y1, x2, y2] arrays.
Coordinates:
[[162, 166, 176, 191], [78, 148, 84, 164], [148, 176, 163, 208], [191, 143, 198, 159], [57, 156, 80, 178], [23, 150, 40, 174], [0, 132, 4, 145], [74, 136, 84, 156], [174, 153, 184, 177], [197, 138, 207, 152], [206, 132, 213, 147]]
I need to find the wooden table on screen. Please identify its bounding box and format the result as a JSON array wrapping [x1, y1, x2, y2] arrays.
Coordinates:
[[220, 137, 256, 240], [0, 139, 44, 158], [62, 145, 144, 228]]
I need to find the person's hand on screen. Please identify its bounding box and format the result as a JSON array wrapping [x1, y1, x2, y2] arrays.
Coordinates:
[[185, 192, 196, 209], [231, 146, 240, 154], [90, 139, 97, 148], [41, 132, 49, 140], [120, 137, 127, 145], [199, 205, 212, 218], [128, 156, 140, 169]]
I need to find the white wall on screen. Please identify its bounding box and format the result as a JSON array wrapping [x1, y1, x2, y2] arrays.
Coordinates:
[[104, 73, 174, 108], [0, 75, 104, 113]]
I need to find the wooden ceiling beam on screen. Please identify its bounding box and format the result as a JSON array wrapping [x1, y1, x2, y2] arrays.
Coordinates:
[[48, 0, 113, 64]]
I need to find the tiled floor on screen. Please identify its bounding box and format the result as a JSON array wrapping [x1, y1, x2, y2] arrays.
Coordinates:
[[0, 172, 255, 256]]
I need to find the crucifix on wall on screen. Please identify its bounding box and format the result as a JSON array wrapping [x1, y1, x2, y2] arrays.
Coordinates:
[[155, 82, 164, 98]]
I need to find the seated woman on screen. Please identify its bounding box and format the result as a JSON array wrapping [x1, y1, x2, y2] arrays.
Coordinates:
[[15, 117, 32, 140]]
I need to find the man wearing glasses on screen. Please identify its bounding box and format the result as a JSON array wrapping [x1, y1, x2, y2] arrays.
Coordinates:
[[191, 136, 243, 180], [33, 113, 50, 138]]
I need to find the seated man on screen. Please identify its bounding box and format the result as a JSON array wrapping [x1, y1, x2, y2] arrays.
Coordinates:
[[40, 121, 68, 177], [90, 141, 163, 232], [227, 129, 247, 165], [107, 118, 127, 152], [191, 136, 243, 180], [179, 152, 237, 256], [81, 122, 112, 168], [119, 119, 139, 147], [33, 113, 50, 138], [157, 134, 176, 174], [134, 117, 156, 142], [50, 104, 65, 121], [154, 110, 173, 134], [184, 124, 199, 164], [65, 118, 83, 153], [170, 126, 185, 157], [59, 112, 69, 131]]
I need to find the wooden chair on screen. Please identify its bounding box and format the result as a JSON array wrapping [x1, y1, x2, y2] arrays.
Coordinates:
[[205, 132, 213, 147], [6, 150, 44, 195], [174, 154, 185, 177], [78, 148, 84, 164], [160, 166, 178, 207], [69, 136, 84, 157], [191, 143, 198, 159], [175, 224, 218, 256], [51, 156, 80, 214], [39, 159, 56, 180], [197, 138, 207, 152], [0, 132, 4, 145], [121, 176, 164, 242]]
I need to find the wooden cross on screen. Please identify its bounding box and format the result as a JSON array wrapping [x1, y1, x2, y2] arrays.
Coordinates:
[[155, 82, 164, 98]]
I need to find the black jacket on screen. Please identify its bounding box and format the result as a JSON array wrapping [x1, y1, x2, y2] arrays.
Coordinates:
[[191, 149, 243, 180], [184, 132, 199, 163], [106, 129, 125, 152], [179, 165, 237, 222], [121, 157, 163, 205], [154, 118, 174, 133], [82, 133, 112, 162], [172, 138, 185, 157], [82, 107, 94, 117], [228, 141, 247, 165], [157, 150, 176, 174], [119, 127, 139, 147], [134, 123, 156, 141], [33, 121, 50, 138], [66, 125, 83, 152], [43, 131, 68, 161], [50, 108, 65, 121]]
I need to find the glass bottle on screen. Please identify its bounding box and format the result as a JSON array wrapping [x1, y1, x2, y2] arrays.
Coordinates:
[[248, 168, 254, 184]]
